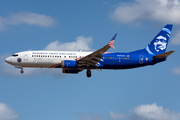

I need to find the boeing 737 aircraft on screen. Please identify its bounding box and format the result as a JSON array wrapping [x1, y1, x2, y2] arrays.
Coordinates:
[[5, 24, 174, 77]]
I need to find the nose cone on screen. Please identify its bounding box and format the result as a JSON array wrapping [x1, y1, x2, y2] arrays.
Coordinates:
[[5, 57, 12, 64], [5, 58, 8, 63]]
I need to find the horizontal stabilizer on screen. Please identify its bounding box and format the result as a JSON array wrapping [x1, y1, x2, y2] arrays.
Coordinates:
[[153, 50, 175, 59]]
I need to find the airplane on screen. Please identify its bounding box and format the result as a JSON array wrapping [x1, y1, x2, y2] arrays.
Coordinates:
[[5, 24, 174, 78]]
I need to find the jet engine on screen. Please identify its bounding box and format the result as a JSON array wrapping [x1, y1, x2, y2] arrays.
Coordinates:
[[61, 60, 78, 68], [62, 69, 80, 73]]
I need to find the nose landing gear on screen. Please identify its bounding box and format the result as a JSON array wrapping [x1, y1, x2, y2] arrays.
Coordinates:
[[86, 69, 91, 78], [15, 66, 24, 74], [20, 69, 24, 74]]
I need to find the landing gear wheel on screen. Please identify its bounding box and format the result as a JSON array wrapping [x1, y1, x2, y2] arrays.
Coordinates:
[[86, 69, 91, 78], [20, 69, 24, 74]]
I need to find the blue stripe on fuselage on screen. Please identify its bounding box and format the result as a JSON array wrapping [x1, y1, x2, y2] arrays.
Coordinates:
[[98, 52, 159, 69]]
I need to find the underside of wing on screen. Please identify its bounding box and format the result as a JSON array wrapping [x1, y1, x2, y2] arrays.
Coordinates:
[[78, 33, 118, 67]]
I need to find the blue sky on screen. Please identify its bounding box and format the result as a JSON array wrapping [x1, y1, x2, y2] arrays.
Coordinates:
[[0, 0, 180, 120]]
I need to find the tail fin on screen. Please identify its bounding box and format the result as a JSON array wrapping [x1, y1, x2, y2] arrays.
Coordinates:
[[145, 24, 173, 55]]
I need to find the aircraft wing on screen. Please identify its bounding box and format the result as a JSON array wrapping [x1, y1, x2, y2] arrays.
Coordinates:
[[77, 33, 117, 67]]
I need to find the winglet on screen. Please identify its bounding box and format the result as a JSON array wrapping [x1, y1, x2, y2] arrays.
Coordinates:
[[153, 50, 175, 59], [108, 33, 117, 49]]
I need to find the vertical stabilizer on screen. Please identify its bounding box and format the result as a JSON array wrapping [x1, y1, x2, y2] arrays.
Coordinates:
[[145, 24, 173, 55]]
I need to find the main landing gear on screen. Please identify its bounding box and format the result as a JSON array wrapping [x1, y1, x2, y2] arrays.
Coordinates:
[[86, 69, 91, 78]]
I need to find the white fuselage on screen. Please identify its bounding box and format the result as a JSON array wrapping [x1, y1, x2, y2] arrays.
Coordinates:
[[5, 51, 93, 68]]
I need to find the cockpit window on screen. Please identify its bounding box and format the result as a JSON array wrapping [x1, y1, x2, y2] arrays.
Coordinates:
[[12, 54, 18, 57]]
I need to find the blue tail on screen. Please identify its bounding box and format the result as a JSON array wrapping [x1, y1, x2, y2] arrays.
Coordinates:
[[144, 24, 173, 55]]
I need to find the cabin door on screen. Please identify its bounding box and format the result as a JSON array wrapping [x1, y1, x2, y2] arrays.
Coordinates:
[[139, 55, 143, 64], [24, 52, 28, 60]]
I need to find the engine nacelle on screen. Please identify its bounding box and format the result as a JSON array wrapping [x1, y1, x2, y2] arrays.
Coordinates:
[[61, 60, 78, 68], [62, 69, 80, 74]]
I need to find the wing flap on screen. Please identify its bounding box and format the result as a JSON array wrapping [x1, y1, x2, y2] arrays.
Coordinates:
[[89, 59, 98, 64], [87, 62, 97, 67]]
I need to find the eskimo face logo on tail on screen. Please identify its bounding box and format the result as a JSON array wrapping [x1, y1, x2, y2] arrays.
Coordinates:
[[154, 36, 167, 52]]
